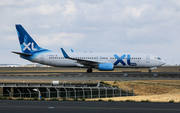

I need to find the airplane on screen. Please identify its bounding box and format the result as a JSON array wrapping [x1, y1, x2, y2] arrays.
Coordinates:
[[12, 24, 166, 73]]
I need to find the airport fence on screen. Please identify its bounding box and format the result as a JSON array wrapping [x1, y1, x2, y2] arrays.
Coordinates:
[[0, 87, 134, 99]]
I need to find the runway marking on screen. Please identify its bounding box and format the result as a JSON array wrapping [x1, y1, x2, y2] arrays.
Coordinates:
[[0, 106, 180, 111]]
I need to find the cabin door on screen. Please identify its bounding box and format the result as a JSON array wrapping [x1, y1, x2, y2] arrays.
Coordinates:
[[41, 55, 44, 62], [146, 55, 150, 63]]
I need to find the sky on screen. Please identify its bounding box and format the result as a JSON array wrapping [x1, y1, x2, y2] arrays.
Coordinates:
[[0, 0, 180, 65]]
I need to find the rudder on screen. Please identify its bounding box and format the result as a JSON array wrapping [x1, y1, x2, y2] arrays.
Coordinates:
[[15, 25, 41, 54]]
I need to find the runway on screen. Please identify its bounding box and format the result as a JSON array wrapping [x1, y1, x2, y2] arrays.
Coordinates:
[[0, 100, 180, 113], [1, 67, 180, 82], [0, 72, 180, 82]]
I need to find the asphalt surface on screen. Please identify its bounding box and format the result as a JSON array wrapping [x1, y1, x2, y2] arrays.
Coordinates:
[[0, 100, 180, 113], [0, 73, 179, 82]]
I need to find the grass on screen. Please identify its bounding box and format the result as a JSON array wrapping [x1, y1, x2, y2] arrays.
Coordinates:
[[108, 99, 114, 102], [41, 97, 45, 100], [141, 100, 150, 102], [98, 99, 103, 101], [8, 97, 12, 100], [125, 100, 135, 102], [50, 98, 59, 101], [33, 97, 38, 100], [81, 98, 85, 101], [17, 97, 24, 100], [106, 80, 180, 96], [63, 98, 68, 101], [100, 81, 111, 86], [74, 98, 79, 101], [0, 96, 8, 100], [0, 96, 3, 100], [134, 82, 156, 85], [169, 100, 174, 103], [112, 85, 118, 88]]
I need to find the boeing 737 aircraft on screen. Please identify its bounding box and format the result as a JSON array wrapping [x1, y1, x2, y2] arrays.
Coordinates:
[[12, 25, 166, 73]]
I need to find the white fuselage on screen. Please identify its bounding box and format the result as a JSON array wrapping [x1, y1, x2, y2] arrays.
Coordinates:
[[26, 51, 166, 68]]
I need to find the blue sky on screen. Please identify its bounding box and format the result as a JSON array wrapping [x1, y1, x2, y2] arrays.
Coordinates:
[[0, 0, 180, 65]]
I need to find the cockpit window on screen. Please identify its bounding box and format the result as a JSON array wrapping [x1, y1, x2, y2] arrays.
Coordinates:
[[154, 57, 162, 60]]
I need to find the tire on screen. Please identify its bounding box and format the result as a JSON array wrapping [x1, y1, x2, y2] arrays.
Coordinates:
[[87, 68, 92, 73]]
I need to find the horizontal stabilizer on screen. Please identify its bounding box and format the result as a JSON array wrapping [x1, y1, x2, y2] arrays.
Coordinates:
[[12, 51, 32, 56]]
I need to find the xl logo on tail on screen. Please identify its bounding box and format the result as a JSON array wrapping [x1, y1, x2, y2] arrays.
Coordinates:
[[23, 42, 37, 51], [23, 35, 37, 51]]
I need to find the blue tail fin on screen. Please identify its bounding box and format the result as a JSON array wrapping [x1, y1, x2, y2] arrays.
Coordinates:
[[15, 24, 48, 54]]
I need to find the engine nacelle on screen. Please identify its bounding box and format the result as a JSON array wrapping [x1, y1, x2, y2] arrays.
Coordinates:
[[98, 63, 114, 71]]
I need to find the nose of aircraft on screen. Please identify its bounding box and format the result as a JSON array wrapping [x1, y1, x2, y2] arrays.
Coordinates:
[[161, 60, 166, 65]]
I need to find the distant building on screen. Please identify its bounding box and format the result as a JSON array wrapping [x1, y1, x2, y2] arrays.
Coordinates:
[[19, 63, 51, 67], [0, 64, 20, 67], [25, 64, 35, 67], [36, 64, 51, 67], [0, 64, 51, 67]]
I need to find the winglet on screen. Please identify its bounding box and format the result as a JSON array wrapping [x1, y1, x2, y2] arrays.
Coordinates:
[[61, 48, 70, 58], [71, 49, 74, 52]]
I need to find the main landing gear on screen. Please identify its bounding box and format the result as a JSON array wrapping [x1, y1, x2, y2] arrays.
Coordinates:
[[87, 68, 92, 73], [148, 69, 151, 73]]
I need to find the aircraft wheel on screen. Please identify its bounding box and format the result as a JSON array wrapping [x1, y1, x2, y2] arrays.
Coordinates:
[[87, 68, 92, 73], [148, 69, 151, 73]]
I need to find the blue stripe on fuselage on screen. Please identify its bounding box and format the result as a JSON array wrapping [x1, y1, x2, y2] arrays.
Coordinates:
[[20, 50, 52, 61]]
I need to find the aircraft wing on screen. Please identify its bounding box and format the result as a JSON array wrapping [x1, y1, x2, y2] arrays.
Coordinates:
[[61, 48, 99, 67]]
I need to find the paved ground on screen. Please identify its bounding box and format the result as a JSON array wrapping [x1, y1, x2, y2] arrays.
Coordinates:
[[1, 67, 180, 82], [0, 72, 180, 83], [0, 100, 180, 113]]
